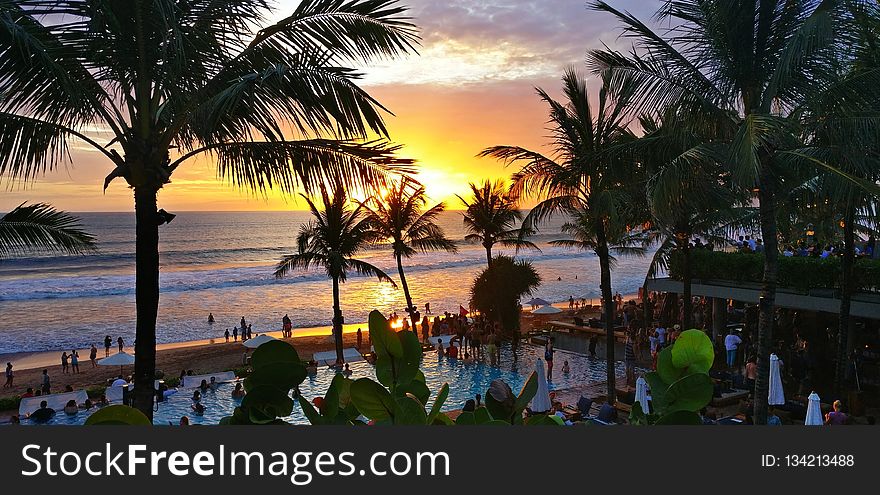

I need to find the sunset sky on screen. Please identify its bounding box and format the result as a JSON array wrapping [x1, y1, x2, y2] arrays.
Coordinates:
[[0, 0, 657, 212]]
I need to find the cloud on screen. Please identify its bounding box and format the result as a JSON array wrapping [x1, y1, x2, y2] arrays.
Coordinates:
[[356, 0, 658, 87]]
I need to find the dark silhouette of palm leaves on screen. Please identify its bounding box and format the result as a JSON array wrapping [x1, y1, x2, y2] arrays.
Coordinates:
[[456, 179, 537, 265], [0, 203, 95, 259], [274, 186, 395, 286]]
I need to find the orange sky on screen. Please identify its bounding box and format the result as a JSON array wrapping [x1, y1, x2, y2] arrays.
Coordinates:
[[0, 1, 656, 212]]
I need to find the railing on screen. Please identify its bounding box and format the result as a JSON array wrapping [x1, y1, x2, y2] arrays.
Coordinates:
[[668, 249, 880, 294]]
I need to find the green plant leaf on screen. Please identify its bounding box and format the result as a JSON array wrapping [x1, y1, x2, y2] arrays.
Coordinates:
[[671, 329, 714, 374], [240, 385, 294, 424], [369, 310, 402, 358], [251, 340, 301, 369], [84, 405, 151, 425], [654, 410, 702, 425], [525, 413, 564, 425], [656, 346, 684, 384], [244, 362, 306, 392], [665, 373, 714, 413], [455, 411, 475, 425], [393, 393, 428, 425], [485, 379, 515, 422], [350, 378, 395, 423], [474, 406, 493, 424], [644, 371, 668, 414], [513, 371, 539, 412], [427, 383, 449, 425], [297, 395, 325, 425], [431, 413, 454, 425], [395, 378, 430, 405]]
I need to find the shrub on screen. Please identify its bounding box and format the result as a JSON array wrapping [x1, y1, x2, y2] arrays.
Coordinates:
[[669, 250, 880, 293], [470, 255, 541, 333]]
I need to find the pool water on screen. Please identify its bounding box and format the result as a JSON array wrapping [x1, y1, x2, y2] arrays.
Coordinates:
[[27, 344, 623, 425]]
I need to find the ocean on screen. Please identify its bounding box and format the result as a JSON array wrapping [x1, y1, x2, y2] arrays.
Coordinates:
[[0, 211, 655, 354]]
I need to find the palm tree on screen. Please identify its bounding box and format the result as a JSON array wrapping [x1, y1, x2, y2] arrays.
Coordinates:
[[588, 0, 879, 423], [1, 202, 95, 259], [0, 0, 418, 417], [481, 69, 647, 403], [636, 110, 751, 328], [275, 186, 395, 364], [457, 179, 537, 267], [362, 177, 457, 328]]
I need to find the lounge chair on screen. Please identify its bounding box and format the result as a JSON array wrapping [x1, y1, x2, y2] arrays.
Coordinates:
[[19, 390, 88, 418], [181, 371, 236, 388]]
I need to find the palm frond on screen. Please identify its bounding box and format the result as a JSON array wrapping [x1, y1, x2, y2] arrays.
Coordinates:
[[0, 202, 95, 258]]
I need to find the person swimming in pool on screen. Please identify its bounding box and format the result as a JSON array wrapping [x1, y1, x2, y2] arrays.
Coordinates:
[[191, 402, 205, 415], [232, 382, 246, 399]]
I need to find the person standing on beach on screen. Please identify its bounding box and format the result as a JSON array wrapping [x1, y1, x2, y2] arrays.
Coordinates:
[[224, 329, 230, 342], [70, 350, 79, 374], [425, 302, 431, 315], [117, 336, 124, 353], [356, 328, 363, 349], [61, 352, 69, 374], [4, 362, 13, 388], [41, 369, 50, 395], [104, 335, 112, 357], [247, 324, 253, 340], [282, 314, 292, 338], [232, 326, 238, 342], [89, 344, 98, 368], [240, 317, 247, 332]]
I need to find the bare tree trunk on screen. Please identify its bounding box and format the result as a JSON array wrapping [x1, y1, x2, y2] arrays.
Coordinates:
[[754, 165, 778, 425], [397, 253, 418, 330], [332, 275, 344, 363], [132, 186, 159, 420], [681, 239, 693, 328], [596, 222, 616, 403], [835, 199, 855, 395]]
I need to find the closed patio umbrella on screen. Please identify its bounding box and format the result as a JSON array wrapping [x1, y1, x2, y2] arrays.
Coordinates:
[[532, 305, 563, 315], [805, 392, 823, 426], [768, 353, 785, 405], [634, 376, 650, 414], [242, 334, 277, 348], [530, 359, 552, 414]]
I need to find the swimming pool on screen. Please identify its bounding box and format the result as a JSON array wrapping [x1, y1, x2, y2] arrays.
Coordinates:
[[26, 344, 623, 425]]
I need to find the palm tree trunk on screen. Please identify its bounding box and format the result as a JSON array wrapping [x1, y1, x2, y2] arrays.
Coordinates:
[[396, 253, 417, 330], [332, 275, 344, 364], [485, 243, 493, 267], [754, 166, 778, 425], [132, 186, 159, 420], [835, 199, 855, 395], [596, 223, 616, 403], [681, 239, 693, 328]]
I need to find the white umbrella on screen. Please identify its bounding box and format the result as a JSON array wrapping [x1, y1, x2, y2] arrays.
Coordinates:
[[97, 351, 136, 374], [768, 353, 785, 405], [530, 359, 552, 413], [635, 376, 650, 414], [805, 392, 823, 426], [525, 298, 550, 307], [242, 334, 277, 348], [532, 305, 563, 315]]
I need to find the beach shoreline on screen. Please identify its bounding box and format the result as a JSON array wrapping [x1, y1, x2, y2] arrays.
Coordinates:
[[1, 294, 634, 373]]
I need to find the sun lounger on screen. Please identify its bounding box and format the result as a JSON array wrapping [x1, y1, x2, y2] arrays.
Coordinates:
[[181, 371, 237, 388], [105, 384, 132, 403], [312, 348, 364, 366], [19, 390, 88, 417]]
